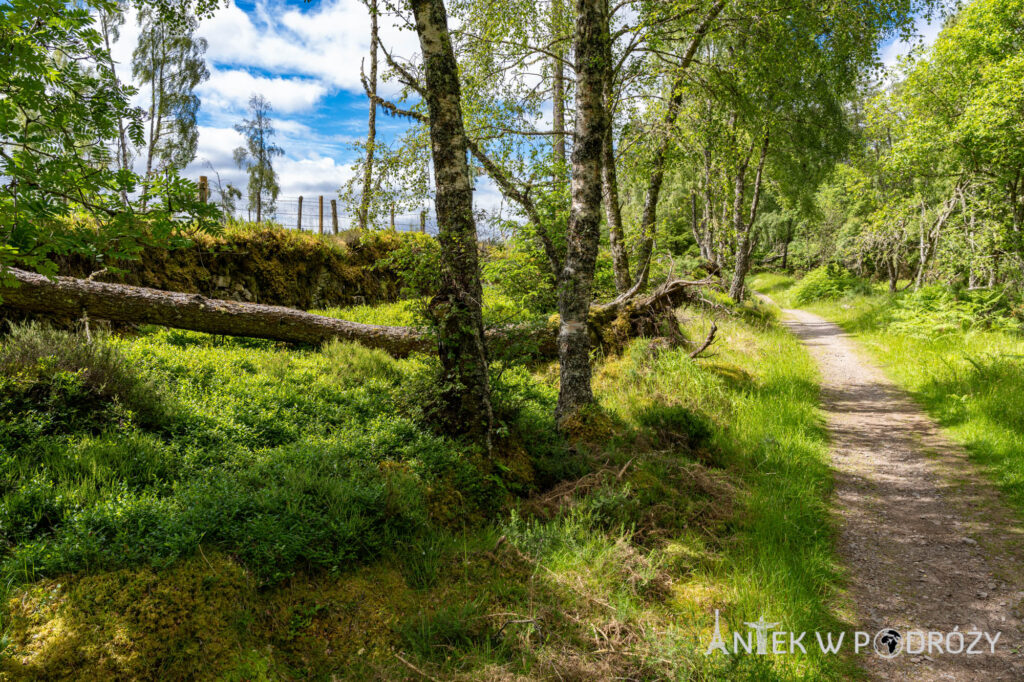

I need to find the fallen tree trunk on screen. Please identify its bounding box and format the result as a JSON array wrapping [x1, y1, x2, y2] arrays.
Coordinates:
[[1, 268, 712, 358], [1, 267, 432, 356]]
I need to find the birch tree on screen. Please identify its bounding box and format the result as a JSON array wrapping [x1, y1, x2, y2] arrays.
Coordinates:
[[409, 0, 495, 443], [357, 0, 379, 230], [132, 5, 209, 177], [233, 95, 284, 224], [555, 0, 609, 418]]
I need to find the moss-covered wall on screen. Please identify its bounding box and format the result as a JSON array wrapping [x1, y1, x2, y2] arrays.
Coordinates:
[[56, 229, 405, 310]]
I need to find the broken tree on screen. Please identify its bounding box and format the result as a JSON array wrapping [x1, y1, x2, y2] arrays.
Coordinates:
[[0, 267, 713, 358]]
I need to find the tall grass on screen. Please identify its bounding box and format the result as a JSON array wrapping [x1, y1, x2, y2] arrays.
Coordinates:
[[804, 293, 1024, 511], [752, 273, 1024, 519], [590, 309, 853, 680]]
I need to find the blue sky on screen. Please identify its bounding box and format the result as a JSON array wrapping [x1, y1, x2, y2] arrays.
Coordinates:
[[110, 0, 947, 213], [112, 0, 422, 205]]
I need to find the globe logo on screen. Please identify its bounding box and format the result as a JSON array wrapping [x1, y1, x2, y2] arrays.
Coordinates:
[[873, 628, 903, 658]]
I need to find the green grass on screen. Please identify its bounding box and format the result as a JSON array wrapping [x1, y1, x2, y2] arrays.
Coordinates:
[[0, 324, 560, 590], [752, 275, 1024, 520], [0, 304, 851, 680], [748, 272, 797, 303], [806, 294, 1024, 509], [316, 289, 549, 328], [587, 307, 854, 680]]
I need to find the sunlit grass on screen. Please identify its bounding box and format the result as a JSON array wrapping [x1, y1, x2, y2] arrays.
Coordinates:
[[579, 308, 853, 679], [753, 276, 1024, 519], [1, 302, 853, 679], [316, 290, 549, 328], [806, 294, 1024, 511], [748, 272, 798, 305]]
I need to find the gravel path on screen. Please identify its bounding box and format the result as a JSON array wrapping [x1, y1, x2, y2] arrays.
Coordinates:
[[777, 304, 1024, 680]]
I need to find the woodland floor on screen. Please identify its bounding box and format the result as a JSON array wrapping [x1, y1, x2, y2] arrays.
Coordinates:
[[772, 300, 1024, 680]]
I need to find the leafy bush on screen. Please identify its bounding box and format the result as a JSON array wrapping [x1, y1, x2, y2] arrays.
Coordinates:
[[889, 285, 1022, 336], [482, 237, 557, 313], [376, 232, 443, 299], [791, 264, 869, 304]]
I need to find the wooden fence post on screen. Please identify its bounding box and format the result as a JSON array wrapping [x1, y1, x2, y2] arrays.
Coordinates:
[[297, 196, 303, 231], [318, 196, 324, 235], [331, 200, 339, 234], [198, 176, 209, 203]]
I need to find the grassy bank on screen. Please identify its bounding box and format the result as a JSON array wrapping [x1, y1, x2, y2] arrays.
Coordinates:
[[0, 300, 851, 680], [751, 272, 1024, 516]]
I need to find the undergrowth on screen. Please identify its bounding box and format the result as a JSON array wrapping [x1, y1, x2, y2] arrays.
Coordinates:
[[0, 304, 851, 680], [0, 324, 559, 591], [787, 265, 871, 306]]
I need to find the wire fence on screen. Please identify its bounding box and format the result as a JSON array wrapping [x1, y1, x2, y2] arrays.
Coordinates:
[[199, 178, 504, 240], [222, 191, 436, 234]]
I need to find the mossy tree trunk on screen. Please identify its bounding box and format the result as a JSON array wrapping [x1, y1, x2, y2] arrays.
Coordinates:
[[0, 267, 431, 354], [0, 268, 700, 359], [410, 0, 494, 445], [556, 0, 610, 421]]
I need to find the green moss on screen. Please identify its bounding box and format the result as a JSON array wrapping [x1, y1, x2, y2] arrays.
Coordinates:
[[52, 227, 410, 310], [0, 557, 421, 681], [2, 553, 253, 680]]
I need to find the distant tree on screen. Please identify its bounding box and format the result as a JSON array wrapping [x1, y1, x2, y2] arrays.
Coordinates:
[[218, 183, 243, 220], [204, 163, 242, 221], [96, 0, 132, 184], [233, 95, 284, 224], [358, 0, 379, 230], [132, 5, 209, 178], [340, 131, 431, 230]]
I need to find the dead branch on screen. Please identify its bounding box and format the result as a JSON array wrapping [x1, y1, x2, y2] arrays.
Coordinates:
[[689, 321, 717, 359]]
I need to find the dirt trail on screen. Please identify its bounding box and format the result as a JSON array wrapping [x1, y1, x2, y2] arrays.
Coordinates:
[[776, 303, 1024, 680]]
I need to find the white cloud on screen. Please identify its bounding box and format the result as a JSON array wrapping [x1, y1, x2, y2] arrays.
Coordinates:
[[198, 0, 420, 95], [107, 0, 424, 218], [198, 67, 328, 114], [187, 126, 356, 198], [276, 155, 353, 197]]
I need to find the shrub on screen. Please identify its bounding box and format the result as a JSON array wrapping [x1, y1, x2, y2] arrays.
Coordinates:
[[376, 232, 442, 299], [791, 264, 869, 304], [889, 285, 1022, 336], [0, 324, 171, 438], [482, 238, 557, 313]]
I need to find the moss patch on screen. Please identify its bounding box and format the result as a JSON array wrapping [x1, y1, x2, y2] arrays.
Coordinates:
[[53, 228, 407, 310], [2, 553, 252, 680]]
